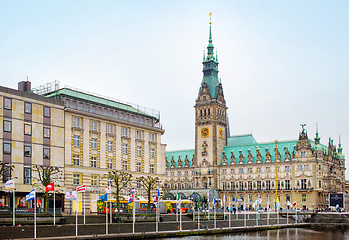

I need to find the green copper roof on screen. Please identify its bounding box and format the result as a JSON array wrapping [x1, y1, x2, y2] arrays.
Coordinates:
[[227, 134, 258, 147], [199, 76, 220, 99], [222, 140, 298, 165], [166, 149, 195, 168], [46, 88, 156, 118]]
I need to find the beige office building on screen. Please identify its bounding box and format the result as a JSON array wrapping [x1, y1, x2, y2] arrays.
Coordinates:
[[0, 81, 65, 209], [45, 87, 166, 213]]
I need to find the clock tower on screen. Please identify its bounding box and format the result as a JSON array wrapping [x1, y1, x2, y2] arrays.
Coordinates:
[[194, 15, 227, 189]]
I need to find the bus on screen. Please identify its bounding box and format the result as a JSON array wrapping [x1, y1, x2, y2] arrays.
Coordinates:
[[98, 199, 130, 214], [98, 199, 193, 214], [159, 200, 193, 214]]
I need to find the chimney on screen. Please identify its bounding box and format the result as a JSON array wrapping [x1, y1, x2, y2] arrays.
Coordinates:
[[18, 81, 31, 92]]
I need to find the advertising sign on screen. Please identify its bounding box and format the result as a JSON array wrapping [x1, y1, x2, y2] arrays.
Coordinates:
[[65, 191, 77, 201], [329, 193, 344, 208]]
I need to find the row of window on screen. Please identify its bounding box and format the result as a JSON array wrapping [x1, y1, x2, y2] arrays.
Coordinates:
[[73, 137, 155, 157], [72, 117, 156, 141], [3, 141, 50, 159], [71, 154, 156, 173], [3, 98, 51, 117], [221, 180, 293, 191], [72, 174, 149, 189], [226, 194, 307, 203], [220, 179, 316, 191], [67, 99, 153, 127], [4, 120, 51, 138]]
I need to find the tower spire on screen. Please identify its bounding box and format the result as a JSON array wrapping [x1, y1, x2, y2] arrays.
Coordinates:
[[209, 12, 212, 44], [197, 12, 221, 100], [338, 135, 343, 154], [314, 122, 320, 144]]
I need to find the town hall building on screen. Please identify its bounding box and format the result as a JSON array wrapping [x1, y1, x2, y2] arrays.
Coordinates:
[[164, 19, 346, 211]]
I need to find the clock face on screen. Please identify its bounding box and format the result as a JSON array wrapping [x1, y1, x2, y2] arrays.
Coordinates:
[[201, 127, 209, 137]]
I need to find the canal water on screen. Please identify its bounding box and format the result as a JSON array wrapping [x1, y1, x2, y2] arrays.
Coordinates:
[[159, 228, 349, 240]]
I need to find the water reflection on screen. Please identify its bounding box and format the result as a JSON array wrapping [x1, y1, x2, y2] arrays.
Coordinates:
[[162, 228, 349, 240]]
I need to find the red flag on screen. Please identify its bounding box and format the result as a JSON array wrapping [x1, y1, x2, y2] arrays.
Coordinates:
[[76, 185, 85, 192], [46, 182, 55, 192]]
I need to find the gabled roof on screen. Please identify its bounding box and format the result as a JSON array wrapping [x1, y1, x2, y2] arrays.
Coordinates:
[[222, 140, 297, 165], [166, 149, 195, 168]]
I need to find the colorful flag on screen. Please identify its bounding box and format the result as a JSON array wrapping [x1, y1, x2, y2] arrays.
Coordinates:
[[258, 197, 262, 203], [76, 185, 85, 192], [156, 190, 160, 202], [45, 182, 54, 192], [212, 198, 216, 210], [26, 189, 35, 201], [100, 193, 108, 202], [5, 179, 14, 190], [293, 201, 297, 207], [192, 192, 195, 203], [177, 193, 181, 208], [128, 194, 134, 203], [106, 186, 111, 193], [207, 192, 210, 203]]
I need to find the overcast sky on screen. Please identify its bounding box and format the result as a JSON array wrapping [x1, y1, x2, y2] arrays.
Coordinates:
[[1, 1, 348, 178]]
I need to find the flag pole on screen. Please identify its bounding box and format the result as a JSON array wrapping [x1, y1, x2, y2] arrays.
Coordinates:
[[229, 203, 231, 228], [244, 198, 246, 227], [83, 192, 85, 225], [13, 186, 15, 227], [133, 190, 135, 234], [179, 208, 182, 231], [75, 200, 78, 237], [34, 190, 37, 239], [198, 204, 200, 230], [106, 199, 108, 235], [110, 196, 112, 225], [213, 204, 215, 229], [156, 202, 158, 232], [53, 191, 56, 225]]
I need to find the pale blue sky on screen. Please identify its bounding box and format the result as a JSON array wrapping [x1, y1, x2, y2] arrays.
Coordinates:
[[1, 1, 348, 177]]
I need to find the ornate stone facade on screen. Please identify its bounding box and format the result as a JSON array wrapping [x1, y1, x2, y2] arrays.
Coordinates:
[[165, 20, 346, 210]]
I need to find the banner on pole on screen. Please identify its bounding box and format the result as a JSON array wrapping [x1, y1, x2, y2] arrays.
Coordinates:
[[76, 185, 85, 192], [45, 182, 55, 192], [100, 193, 108, 202], [5, 179, 14, 190], [26, 189, 36, 201], [65, 191, 77, 201], [106, 186, 111, 193]]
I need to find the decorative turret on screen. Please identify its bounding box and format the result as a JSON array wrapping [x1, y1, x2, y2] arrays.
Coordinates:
[[338, 135, 345, 159], [314, 122, 321, 144]]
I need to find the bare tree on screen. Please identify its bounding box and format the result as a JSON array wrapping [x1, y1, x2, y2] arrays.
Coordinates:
[[105, 170, 132, 212], [32, 165, 63, 209], [138, 176, 160, 212]]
